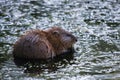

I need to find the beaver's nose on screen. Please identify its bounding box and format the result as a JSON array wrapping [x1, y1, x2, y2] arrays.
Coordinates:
[[71, 35, 77, 42], [72, 35, 77, 42], [75, 37, 77, 42]]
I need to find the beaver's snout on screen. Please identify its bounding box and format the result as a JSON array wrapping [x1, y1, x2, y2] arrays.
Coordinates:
[[75, 37, 77, 42], [68, 34, 77, 42]]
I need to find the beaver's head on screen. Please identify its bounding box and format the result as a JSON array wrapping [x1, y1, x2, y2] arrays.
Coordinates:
[[46, 27, 77, 53]]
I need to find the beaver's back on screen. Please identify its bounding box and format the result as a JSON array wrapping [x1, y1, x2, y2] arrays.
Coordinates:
[[13, 30, 55, 59]]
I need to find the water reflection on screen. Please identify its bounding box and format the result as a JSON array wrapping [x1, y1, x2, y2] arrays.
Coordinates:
[[13, 52, 74, 74]]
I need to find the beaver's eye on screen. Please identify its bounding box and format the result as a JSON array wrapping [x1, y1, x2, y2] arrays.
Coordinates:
[[53, 31, 59, 36]]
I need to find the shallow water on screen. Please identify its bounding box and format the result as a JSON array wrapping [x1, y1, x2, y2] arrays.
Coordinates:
[[0, 0, 120, 80]]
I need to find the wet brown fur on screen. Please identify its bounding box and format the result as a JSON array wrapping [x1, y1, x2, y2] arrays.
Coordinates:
[[13, 27, 77, 59]]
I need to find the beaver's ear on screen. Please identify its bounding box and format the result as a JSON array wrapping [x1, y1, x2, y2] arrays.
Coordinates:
[[53, 31, 59, 36]]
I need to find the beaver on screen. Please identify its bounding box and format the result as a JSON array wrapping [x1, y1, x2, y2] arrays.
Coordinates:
[[13, 27, 77, 60]]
